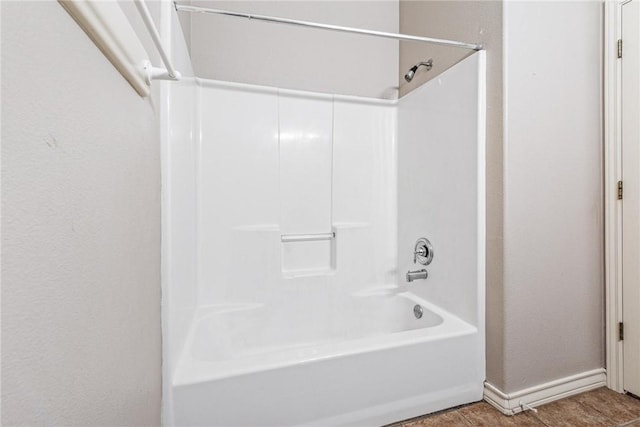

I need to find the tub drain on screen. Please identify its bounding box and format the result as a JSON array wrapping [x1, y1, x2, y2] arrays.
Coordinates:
[[413, 304, 423, 319]]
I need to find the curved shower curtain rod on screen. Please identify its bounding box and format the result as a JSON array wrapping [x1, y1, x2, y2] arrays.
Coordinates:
[[174, 3, 483, 51]]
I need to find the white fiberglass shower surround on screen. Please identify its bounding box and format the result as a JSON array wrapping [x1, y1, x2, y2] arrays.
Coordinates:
[[162, 7, 486, 427]]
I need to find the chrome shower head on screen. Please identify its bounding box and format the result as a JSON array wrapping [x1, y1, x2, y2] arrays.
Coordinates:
[[404, 66, 418, 82], [404, 59, 433, 83]]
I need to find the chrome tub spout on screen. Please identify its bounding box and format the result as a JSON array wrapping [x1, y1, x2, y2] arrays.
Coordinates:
[[406, 269, 428, 282]]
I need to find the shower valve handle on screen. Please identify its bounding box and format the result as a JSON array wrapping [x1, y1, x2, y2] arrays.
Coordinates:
[[413, 238, 434, 265]]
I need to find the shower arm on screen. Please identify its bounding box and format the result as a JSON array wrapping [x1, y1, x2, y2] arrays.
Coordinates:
[[415, 60, 434, 72]]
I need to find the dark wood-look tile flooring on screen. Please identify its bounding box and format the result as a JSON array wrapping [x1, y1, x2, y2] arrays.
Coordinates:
[[390, 387, 640, 427]]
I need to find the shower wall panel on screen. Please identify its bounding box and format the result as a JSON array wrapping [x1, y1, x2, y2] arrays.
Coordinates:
[[279, 93, 333, 235], [397, 53, 486, 327], [163, 78, 199, 392], [332, 99, 397, 290], [196, 82, 396, 306], [198, 83, 280, 304], [279, 93, 334, 274]]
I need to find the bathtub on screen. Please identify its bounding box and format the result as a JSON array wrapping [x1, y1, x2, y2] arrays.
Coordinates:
[[172, 288, 483, 426]]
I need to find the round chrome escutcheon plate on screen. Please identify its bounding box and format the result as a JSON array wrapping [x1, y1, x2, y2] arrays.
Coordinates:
[[414, 237, 434, 266]]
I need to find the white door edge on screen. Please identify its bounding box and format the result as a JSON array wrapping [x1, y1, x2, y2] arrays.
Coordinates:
[[604, 0, 625, 394]]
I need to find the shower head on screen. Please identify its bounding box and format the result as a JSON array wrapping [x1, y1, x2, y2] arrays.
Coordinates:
[[404, 59, 433, 83], [404, 66, 418, 83]]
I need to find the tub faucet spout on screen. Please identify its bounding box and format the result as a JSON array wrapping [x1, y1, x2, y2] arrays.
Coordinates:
[[406, 269, 428, 282]]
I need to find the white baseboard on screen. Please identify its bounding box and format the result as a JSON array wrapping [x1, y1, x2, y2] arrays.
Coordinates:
[[483, 368, 607, 415]]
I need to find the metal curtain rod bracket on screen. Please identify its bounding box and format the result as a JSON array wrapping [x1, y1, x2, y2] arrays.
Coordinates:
[[174, 3, 482, 51], [134, 0, 181, 81]]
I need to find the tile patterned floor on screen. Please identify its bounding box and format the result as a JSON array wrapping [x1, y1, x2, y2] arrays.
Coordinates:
[[389, 387, 640, 427]]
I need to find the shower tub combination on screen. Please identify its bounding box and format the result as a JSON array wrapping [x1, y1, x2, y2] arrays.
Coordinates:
[[161, 8, 486, 426]]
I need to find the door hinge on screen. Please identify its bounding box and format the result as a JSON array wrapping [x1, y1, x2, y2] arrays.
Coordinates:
[[618, 181, 623, 200], [618, 39, 623, 58], [619, 322, 624, 341]]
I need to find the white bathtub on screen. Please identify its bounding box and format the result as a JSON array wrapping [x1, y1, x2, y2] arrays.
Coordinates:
[[172, 289, 483, 426]]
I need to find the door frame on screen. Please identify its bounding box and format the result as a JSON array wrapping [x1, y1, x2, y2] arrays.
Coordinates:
[[604, 0, 632, 393]]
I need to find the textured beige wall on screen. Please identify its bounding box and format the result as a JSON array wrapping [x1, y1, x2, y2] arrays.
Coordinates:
[[502, 1, 604, 392], [400, 0, 505, 389], [1, 1, 161, 425], [177, 0, 192, 52], [185, 0, 400, 98]]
